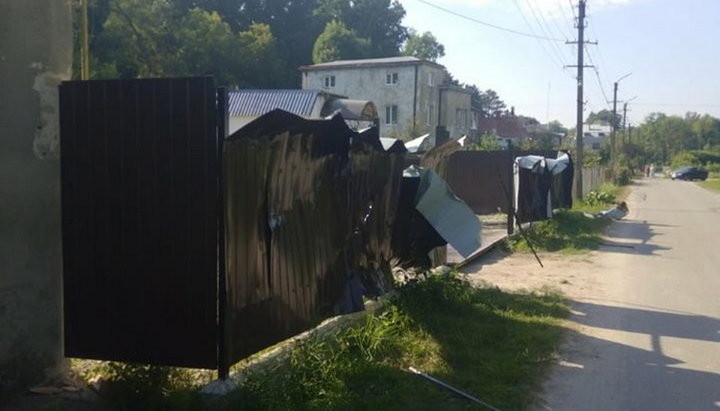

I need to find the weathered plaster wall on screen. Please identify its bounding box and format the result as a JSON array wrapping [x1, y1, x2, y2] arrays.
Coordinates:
[[0, 0, 73, 392]]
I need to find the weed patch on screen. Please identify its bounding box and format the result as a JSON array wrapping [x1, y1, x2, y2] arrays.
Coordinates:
[[225, 274, 569, 410], [699, 178, 720, 193], [510, 209, 609, 253]]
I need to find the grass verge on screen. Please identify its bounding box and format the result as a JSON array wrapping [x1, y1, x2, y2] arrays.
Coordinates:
[[222, 274, 569, 410], [699, 178, 720, 193], [509, 184, 625, 253]]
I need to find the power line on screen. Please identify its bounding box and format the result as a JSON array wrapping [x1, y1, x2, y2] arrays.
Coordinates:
[[512, 0, 566, 68], [415, 0, 565, 42], [525, 0, 569, 66], [585, 46, 612, 107]]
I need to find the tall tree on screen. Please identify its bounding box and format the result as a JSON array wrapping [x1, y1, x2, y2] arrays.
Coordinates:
[[586, 109, 621, 128], [313, 20, 370, 63], [401, 29, 444, 61], [468, 86, 506, 117], [315, 0, 407, 57]]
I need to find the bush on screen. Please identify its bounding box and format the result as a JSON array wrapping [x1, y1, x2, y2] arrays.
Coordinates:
[[582, 189, 615, 207]]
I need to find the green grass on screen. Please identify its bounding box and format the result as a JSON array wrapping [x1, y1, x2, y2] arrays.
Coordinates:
[[699, 178, 720, 193], [221, 274, 569, 411], [66, 276, 569, 411], [509, 185, 624, 253]]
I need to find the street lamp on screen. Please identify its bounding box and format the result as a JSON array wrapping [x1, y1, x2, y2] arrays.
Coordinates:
[[612, 72, 632, 177], [622, 95, 638, 145]]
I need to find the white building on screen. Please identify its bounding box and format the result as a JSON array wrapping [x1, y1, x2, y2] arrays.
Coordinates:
[[582, 123, 612, 150], [299, 56, 472, 145]]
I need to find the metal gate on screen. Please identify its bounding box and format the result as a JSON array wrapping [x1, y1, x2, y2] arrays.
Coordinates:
[[60, 77, 222, 369]]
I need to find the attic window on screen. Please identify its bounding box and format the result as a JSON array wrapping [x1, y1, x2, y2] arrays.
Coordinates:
[[386, 73, 398, 85], [324, 75, 335, 88]]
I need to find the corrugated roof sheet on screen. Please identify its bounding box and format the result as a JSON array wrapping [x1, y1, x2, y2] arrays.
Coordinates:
[[228, 89, 321, 117]]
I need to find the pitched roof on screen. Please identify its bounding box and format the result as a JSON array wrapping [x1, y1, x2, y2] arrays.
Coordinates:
[[228, 89, 325, 117], [299, 56, 444, 71]]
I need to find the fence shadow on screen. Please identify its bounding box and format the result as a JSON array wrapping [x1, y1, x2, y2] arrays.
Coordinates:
[[538, 301, 720, 410]]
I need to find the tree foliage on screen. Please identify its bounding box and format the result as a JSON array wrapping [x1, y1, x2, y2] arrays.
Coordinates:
[[401, 29, 445, 61], [586, 109, 621, 128], [467, 86, 507, 117], [313, 20, 370, 63], [78, 0, 431, 87], [315, 0, 408, 57]]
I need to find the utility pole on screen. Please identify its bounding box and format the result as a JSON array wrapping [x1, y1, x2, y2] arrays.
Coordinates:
[[611, 81, 618, 174], [81, 0, 90, 80], [622, 102, 628, 145], [566, 0, 594, 200]]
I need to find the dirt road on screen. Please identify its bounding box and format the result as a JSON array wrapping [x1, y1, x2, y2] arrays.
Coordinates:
[[463, 178, 720, 411]]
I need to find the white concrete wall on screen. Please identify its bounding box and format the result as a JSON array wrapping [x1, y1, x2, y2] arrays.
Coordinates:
[[302, 63, 453, 141], [0, 0, 72, 392]]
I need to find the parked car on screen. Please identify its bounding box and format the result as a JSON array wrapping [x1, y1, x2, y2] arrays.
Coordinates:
[[670, 166, 708, 181]]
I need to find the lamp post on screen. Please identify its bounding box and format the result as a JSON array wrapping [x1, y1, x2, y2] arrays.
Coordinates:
[[622, 95, 638, 146], [611, 72, 632, 178]]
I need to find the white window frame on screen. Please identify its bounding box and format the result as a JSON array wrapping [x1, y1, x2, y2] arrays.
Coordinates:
[[426, 104, 434, 126], [385, 105, 398, 125], [428, 72, 435, 86], [385, 72, 398, 85], [323, 75, 335, 88]]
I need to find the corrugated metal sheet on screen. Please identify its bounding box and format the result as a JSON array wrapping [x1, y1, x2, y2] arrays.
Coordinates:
[[60, 77, 220, 369], [223, 110, 406, 363], [228, 89, 321, 117], [445, 150, 557, 214]]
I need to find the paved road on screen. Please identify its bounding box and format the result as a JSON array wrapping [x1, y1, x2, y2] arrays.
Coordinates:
[[539, 178, 720, 411]]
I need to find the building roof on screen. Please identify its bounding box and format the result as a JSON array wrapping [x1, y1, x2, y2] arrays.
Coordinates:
[[228, 89, 328, 117], [299, 56, 445, 71]]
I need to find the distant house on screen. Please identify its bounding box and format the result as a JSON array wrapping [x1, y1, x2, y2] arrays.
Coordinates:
[[228, 89, 377, 134], [582, 123, 612, 150], [299, 56, 472, 145]]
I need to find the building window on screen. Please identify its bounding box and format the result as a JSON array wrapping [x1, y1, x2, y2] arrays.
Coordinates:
[[385, 105, 398, 125], [385, 72, 398, 85], [426, 105, 434, 126], [428, 72, 435, 86], [455, 109, 468, 128], [323, 75, 335, 88]]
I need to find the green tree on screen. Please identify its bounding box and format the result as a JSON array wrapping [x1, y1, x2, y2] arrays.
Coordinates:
[[315, 0, 408, 57], [467, 87, 506, 117], [313, 20, 371, 63], [586, 109, 621, 128], [401, 29, 445, 61]]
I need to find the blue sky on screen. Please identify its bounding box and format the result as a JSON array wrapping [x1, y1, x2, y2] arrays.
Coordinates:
[[397, 0, 720, 128]]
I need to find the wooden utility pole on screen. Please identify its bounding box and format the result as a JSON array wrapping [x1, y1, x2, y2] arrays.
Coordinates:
[[566, 0, 592, 200], [81, 0, 90, 80], [611, 81, 618, 174]]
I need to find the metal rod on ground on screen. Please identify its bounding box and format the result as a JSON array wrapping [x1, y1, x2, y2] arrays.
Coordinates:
[[408, 367, 504, 411]]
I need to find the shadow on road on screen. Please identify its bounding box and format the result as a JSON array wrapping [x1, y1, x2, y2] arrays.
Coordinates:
[[595, 219, 671, 256], [543, 300, 720, 410]]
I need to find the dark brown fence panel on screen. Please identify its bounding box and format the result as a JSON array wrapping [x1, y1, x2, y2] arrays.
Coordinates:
[[223, 111, 353, 363], [445, 150, 556, 214], [60, 77, 220, 369]]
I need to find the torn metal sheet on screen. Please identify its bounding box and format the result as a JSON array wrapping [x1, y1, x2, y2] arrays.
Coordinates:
[[404, 133, 431, 153], [414, 169, 482, 258], [514, 151, 574, 223]]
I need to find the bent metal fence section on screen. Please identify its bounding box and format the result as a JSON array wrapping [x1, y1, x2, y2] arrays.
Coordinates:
[[445, 150, 557, 214], [60, 77, 221, 368], [222, 110, 406, 365]]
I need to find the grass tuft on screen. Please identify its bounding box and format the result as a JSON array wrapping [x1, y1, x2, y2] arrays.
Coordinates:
[[225, 273, 569, 410]]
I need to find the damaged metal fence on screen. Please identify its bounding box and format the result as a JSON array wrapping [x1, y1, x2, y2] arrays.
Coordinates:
[[60, 78, 483, 375]]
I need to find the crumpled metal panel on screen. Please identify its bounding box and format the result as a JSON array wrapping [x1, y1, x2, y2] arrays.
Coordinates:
[[223, 110, 406, 363], [514, 151, 574, 223]]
